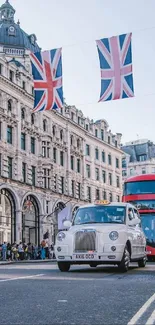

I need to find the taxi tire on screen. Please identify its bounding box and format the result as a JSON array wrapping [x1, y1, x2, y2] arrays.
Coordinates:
[[58, 262, 70, 272], [138, 257, 146, 268], [118, 246, 130, 272]]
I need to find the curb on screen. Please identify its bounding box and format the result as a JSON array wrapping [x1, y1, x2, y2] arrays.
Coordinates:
[[0, 260, 56, 265]]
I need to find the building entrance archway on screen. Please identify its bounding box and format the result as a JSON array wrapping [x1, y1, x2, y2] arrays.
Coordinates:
[[22, 195, 40, 245], [0, 189, 16, 244]]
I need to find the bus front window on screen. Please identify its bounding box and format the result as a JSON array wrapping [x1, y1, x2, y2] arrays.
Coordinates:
[[124, 181, 155, 195]]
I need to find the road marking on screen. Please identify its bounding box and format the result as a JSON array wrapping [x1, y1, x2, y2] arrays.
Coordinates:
[[146, 309, 155, 325], [58, 300, 68, 303], [0, 274, 44, 282], [128, 293, 155, 325]]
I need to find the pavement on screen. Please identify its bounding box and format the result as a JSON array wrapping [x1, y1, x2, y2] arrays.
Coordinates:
[[0, 259, 55, 265], [0, 262, 155, 325]]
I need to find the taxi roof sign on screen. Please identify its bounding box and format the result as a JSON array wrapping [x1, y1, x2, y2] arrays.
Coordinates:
[[95, 200, 110, 205]]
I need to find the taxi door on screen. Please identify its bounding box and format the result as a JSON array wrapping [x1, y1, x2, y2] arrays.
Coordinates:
[[134, 209, 146, 257], [127, 207, 139, 259]]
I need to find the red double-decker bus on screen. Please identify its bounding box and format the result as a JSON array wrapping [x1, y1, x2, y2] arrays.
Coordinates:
[[122, 174, 155, 260]]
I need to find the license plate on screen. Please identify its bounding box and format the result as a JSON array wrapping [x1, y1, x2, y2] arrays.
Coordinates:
[[73, 254, 95, 259]]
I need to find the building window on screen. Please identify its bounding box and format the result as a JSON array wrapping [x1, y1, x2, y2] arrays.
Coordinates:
[[96, 189, 100, 200], [95, 148, 99, 160], [77, 139, 80, 149], [8, 100, 12, 112], [130, 168, 134, 175], [0, 63, 3, 75], [21, 133, 26, 150], [109, 192, 113, 202], [53, 174, 57, 191], [46, 201, 49, 214], [117, 195, 120, 202], [95, 129, 98, 137], [31, 113, 34, 125], [86, 124, 89, 131], [42, 141, 50, 158], [22, 162, 26, 183], [21, 107, 25, 119], [86, 144, 90, 156], [109, 173, 112, 185], [22, 81, 26, 90], [70, 135, 73, 146], [101, 129, 104, 140], [43, 169, 50, 189], [77, 182, 81, 199], [122, 170, 127, 177], [60, 130, 63, 141], [86, 164, 91, 178], [71, 155, 74, 170], [53, 125, 56, 136], [87, 186, 91, 203], [142, 167, 146, 174], [0, 122, 1, 140], [115, 140, 118, 148], [8, 157, 12, 179], [32, 166, 36, 186], [61, 176, 64, 194], [116, 158, 119, 168], [32, 86, 34, 96], [102, 151, 105, 163], [108, 154, 112, 165], [108, 136, 111, 144], [102, 170, 106, 183], [31, 137, 35, 154], [78, 117, 80, 125], [77, 158, 81, 173], [9, 70, 14, 82], [0, 153, 1, 176], [122, 158, 126, 168], [103, 190, 107, 200], [71, 112, 74, 121], [72, 180, 75, 197], [7, 126, 12, 144], [95, 168, 99, 181], [152, 167, 155, 174], [53, 147, 57, 163], [139, 155, 146, 162], [60, 151, 64, 166], [116, 176, 120, 187], [43, 119, 47, 132], [60, 107, 63, 115]]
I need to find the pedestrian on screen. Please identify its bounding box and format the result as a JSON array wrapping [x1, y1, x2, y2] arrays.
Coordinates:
[[18, 242, 24, 260], [7, 243, 12, 261], [41, 245, 45, 260], [2, 242, 7, 261]]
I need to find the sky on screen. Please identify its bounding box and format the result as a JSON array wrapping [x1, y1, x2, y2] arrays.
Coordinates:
[[4, 0, 155, 143]]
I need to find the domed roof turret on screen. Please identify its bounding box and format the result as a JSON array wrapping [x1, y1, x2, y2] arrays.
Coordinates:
[[0, 0, 41, 53]]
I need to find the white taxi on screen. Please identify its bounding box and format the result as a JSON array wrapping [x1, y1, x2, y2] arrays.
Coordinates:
[[55, 201, 146, 272]]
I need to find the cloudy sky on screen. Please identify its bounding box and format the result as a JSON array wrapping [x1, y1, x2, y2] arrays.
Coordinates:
[[7, 0, 155, 143]]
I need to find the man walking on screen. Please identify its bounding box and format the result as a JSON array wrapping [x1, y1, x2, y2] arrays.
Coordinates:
[[2, 242, 7, 261]]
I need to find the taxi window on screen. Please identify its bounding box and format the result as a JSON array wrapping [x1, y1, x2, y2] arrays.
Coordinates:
[[73, 206, 126, 225]]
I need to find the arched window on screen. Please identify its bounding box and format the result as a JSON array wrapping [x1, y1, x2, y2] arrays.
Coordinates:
[[21, 108, 25, 119], [31, 113, 34, 125], [109, 192, 113, 202], [8, 99, 12, 112], [53, 125, 56, 136], [60, 129, 63, 141], [43, 119, 47, 132]]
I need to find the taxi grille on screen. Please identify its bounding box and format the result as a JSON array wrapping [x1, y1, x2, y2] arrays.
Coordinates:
[[74, 230, 96, 252]]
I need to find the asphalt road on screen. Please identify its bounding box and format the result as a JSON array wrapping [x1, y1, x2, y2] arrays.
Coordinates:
[[0, 262, 155, 325]]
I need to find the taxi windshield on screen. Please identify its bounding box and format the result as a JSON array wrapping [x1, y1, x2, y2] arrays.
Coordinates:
[[73, 205, 126, 225]]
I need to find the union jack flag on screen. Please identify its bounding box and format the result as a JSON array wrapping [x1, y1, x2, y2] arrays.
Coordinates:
[[96, 33, 134, 102], [30, 48, 63, 112]]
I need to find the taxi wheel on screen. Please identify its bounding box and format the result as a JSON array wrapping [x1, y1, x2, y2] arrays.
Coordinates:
[[119, 246, 130, 272], [138, 257, 147, 268], [57, 262, 70, 272]]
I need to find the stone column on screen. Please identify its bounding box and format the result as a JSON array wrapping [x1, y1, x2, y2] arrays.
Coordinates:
[[16, 210, 22, 243]]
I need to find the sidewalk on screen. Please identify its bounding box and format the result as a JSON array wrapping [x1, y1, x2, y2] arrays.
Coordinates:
[[0, 259, 56, 265]]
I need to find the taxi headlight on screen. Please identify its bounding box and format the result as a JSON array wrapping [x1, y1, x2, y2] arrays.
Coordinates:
[[57, 232, 66, 241], [109, 231, 119, 241]]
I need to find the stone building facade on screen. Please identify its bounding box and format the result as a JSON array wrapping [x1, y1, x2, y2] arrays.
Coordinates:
[[0, 0, 123, 244]]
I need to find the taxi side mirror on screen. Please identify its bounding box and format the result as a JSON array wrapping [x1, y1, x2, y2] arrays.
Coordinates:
[[63, 220, 72, 228]]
